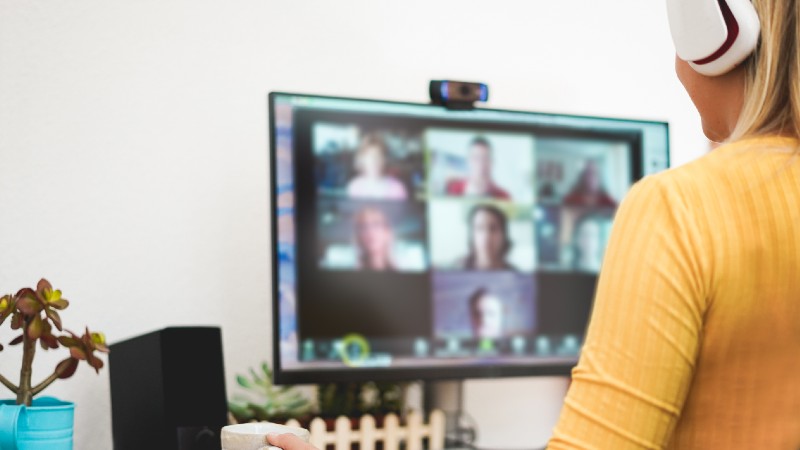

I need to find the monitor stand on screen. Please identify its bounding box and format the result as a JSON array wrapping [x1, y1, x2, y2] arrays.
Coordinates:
[[424, 377, 569, 449], [423, 381, 475, 448]]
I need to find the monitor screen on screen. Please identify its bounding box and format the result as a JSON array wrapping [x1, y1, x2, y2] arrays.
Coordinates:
[[270, 92, 669, 383]]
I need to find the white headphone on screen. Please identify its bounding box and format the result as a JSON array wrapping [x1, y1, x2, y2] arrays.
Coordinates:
[[667, 0, 761, 76]]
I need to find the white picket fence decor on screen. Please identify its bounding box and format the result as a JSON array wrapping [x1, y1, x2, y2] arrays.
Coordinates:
[[279, 410, 446, 450]]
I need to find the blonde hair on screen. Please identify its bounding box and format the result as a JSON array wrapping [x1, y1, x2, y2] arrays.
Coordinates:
[[730, 0, 800, 140]]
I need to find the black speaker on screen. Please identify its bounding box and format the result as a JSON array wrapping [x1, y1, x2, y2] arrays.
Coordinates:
[[109, 327, 228, 450]]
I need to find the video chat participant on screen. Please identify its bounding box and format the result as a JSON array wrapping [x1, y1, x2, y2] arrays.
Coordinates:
[[346, 133, 408, 200], [446, 136, 511, 200], [271, 1, 800, 448], [570, 211, 612, 273], [562, 160, 617, 207], [353, 206, 396, 271], [468, 287, 505, 340], [456, 204, 515, 271]]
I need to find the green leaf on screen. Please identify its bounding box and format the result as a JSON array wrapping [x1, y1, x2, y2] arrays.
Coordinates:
[[230, 393, 250, 403], [249, 367, 262, 385], [261, 362, 272, 378], [285, 398, 310, 410], [227, 402, 254, 421], [283, 392, 305, 403], [48, 289, 61, 302], [250, 404, 271, 421], [236, 375, 253, 389]]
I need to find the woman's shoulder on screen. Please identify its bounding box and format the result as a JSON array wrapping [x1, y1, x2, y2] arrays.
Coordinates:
[[617, 161, 706, 228], [640, 135, 799, 199]]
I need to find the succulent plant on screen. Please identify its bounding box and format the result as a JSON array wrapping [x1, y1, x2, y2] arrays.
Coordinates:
[[0, 279, 108, 406], [228, 362, 312, 423]]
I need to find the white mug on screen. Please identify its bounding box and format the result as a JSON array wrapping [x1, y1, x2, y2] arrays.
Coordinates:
[[221, 422, 310, 450]]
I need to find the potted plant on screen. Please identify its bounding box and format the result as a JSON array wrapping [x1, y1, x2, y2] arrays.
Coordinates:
[[0, 279, 108, 450], [228, 362, 312, 424]]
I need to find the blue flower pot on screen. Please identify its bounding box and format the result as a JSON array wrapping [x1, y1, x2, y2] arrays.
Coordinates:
[[0, 397, 74, 450]]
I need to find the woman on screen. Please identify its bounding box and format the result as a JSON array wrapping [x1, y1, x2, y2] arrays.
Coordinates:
[[353, 206, 396, 271], [457, 204, 515, 271], [468, 287, 505, 340], [346, 133, 408, 200], [272, 0, 800, 448], [549, 0, 800, 447], [569, 211, 612, 273], [562, 160, 617, 207]]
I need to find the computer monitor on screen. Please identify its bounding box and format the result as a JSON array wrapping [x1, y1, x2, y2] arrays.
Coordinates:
[[270, 92, 669, 384]]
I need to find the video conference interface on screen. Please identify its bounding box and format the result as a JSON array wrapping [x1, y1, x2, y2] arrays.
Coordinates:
[[272, 93, 669, 373]]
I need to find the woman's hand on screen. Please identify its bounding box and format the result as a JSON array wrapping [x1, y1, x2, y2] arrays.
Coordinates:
[[266, 433, 319, 450]]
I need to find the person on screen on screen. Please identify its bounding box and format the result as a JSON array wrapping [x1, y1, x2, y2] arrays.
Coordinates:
[[570, 212, 611, 273], [468, 287, 504, 339], [346, 133, 408, 200], [562, 160, 617, 207], [457, 204, 515, 270], [445, 137, 511, 200], [353, 206, 396, 271]]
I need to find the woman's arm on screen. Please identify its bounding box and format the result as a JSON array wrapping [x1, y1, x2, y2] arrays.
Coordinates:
[[548, 175, 710, 449]]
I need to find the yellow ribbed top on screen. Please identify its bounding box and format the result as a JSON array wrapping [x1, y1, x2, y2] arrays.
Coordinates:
[[548, 136, 800, 449]]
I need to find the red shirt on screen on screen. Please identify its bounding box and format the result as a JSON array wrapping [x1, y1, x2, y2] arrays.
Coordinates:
[[445, 179, 511, 200]]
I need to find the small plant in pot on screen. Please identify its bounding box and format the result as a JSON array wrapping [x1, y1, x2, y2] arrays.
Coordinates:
[[228, 362, 313, 424], [0, 279, 108, 450]]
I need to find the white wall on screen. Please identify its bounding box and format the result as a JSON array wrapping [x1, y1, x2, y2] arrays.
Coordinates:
[[0, 1, 706, 448]]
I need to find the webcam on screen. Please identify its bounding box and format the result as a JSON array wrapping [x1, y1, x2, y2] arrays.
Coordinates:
[[429, 80, 489, 110]]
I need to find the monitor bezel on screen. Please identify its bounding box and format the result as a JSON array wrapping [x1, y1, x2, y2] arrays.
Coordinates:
[[268, 91, 670, 384]]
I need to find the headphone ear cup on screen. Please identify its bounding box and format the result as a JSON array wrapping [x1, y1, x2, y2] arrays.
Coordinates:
[[667, 0, 761, 76], [668, 0, 731, 61]]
